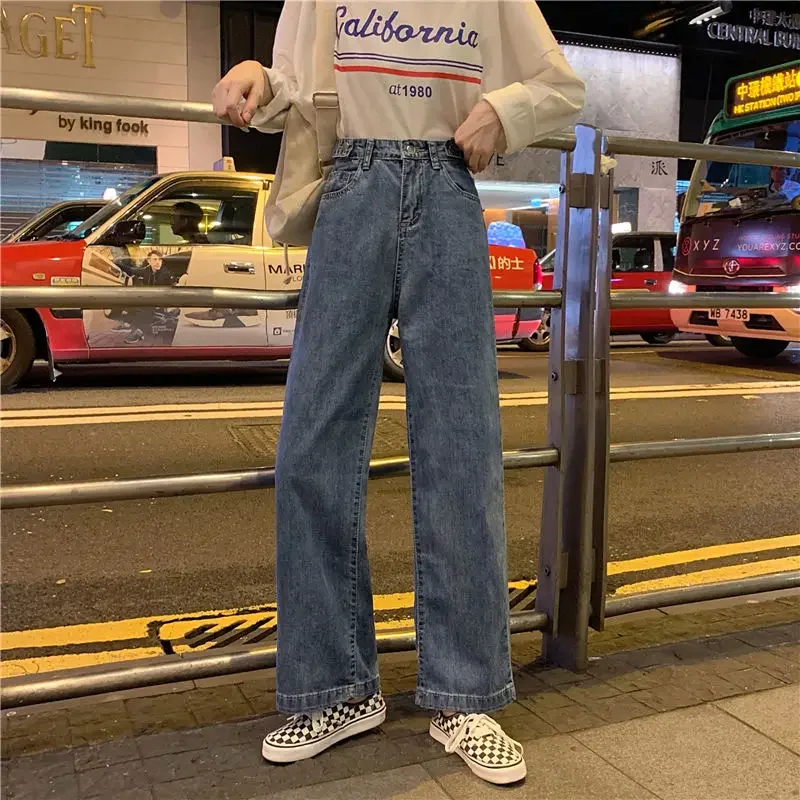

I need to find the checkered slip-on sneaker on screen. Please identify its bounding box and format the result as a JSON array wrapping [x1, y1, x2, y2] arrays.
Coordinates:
[[261, 692, 386, 763], [430, 711, 526, 784]]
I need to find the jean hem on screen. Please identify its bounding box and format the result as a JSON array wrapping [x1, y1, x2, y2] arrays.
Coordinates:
[[415, 681, 516, 713], [276, 676, 381, 713]]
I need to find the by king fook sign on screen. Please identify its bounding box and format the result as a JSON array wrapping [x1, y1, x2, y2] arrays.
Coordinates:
[[57, 114, 150, 137]]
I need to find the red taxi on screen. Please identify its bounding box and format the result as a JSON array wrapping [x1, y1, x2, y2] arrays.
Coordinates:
[[522, 232, 678, 350], [0, 171, 541, 389]]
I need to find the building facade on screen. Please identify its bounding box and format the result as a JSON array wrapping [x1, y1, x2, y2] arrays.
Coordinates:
[[1, 0, 221, 234], [1, 1, 681, 238]]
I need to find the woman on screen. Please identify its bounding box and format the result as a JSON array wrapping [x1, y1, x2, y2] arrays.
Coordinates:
[[213, 1, 583, 785]]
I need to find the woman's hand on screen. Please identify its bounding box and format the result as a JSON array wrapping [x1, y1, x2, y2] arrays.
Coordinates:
[[212, 61, 267, 127], [454, 99, 507, 174]]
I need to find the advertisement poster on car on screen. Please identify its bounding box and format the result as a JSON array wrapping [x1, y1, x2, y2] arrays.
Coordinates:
[[81, 246, 268, 348], [678, 215, 798, 276], [265, 259, 304, 348]]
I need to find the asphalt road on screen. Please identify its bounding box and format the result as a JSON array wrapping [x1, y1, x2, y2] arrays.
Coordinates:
[[2, 340, 799, 641]]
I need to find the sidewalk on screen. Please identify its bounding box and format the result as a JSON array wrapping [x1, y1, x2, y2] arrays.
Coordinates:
[[2, 593, 798, 799]]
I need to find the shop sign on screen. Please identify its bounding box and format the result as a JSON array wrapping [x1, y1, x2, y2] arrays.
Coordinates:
[[706, 8, 800, 51], [57, 113, 150, 137], [1, 3, 104, 68], [650, 159, 669, 177]]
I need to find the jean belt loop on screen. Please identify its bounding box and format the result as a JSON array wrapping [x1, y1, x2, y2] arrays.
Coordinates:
[[333, 139, 350, 159], [361, 140, 375, 170], [427, 141, 441, 170]]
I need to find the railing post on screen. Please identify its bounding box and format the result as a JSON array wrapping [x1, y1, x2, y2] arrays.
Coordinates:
[[589, 139, 613, 631], [536, 124, 602, 671]]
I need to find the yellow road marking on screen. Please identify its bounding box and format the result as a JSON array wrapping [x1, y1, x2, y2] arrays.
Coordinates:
[[0, 604, 276, 651], [4, 535, 799, 655], [376, 618, 413, 630], [3, 381, 799, 428], [1, 401, 291, 419], [0, 647, 163, 679], [606, 386, 800, 402], [614, 556, 800, 596], [374, 591, 415, 611], [0, 625, 422, 677], [608, 534, 800, 576], [159, 612, 276, 646]]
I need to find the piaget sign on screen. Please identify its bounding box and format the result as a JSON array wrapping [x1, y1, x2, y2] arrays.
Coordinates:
[[1, 4, 104, 68]]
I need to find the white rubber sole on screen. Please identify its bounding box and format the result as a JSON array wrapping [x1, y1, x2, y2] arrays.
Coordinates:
[[429, 721, 527, 785], [262, 704, 386, 763]]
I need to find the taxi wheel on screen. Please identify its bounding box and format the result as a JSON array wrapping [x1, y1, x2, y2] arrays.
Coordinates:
[[641, 332, 675, 345], [519, 309, 550, 352], [706, 334, 732, 347], [730, 337, 788, 360], [383, 320, 405, 382], [1, 309, 36, 392]]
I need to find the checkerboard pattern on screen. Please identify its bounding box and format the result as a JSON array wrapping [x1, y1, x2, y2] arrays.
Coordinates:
[[265, 692, 385, 748], [432, 712, 524, 769]]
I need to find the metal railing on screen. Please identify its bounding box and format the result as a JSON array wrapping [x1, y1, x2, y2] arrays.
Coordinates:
[[3, 433, 799, 511], [4, 85, 800, 170], [0, 287, 564, 311], [3, 286, 798, 312], [1, 88, 799, 708]]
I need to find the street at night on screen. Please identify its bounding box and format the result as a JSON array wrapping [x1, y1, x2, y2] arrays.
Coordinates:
[[3, 340, 798, 675], [2, 2, 800, 797]]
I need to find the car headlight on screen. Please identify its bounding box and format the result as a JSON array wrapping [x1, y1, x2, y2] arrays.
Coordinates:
[[669, 280, 689, 294]]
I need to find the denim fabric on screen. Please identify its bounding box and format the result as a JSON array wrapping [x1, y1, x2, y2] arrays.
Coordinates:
[[274, 139, 514, 714]]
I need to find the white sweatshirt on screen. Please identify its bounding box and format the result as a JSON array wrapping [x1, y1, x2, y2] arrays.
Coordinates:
[[252, 1, 584, 154]]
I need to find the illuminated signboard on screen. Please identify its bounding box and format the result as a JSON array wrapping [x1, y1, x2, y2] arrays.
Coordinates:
[[725, 61, 800, 119]]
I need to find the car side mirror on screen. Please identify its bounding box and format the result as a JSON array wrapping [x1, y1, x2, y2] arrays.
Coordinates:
[[101, 219, 146, 246]]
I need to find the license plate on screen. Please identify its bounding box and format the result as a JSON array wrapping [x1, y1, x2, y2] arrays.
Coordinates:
[[709, 308, 749, 321]]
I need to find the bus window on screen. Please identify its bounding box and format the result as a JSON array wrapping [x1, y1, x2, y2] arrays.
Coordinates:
[[683, 119, 800, 220]]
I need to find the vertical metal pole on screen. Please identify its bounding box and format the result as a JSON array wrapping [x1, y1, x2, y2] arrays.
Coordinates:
[[536, 149, 570, 642], [536, 125, 602, 670], [589, 139, 613, 631]]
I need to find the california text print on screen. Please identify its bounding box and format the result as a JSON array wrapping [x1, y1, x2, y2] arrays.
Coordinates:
[[335, 4, 480, 48]]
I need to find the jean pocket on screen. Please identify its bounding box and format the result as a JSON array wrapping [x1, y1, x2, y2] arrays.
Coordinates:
[[321, 164, 363, 200], [441, 159, 482, 204]]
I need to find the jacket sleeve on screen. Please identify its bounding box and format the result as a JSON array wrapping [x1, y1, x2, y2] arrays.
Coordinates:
[[481, 1, 585, 154], [249, 2, 310, 133]]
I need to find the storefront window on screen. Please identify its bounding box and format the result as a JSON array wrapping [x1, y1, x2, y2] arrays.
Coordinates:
[[477, 180, 562, 260], [0, 145, 154, 239]]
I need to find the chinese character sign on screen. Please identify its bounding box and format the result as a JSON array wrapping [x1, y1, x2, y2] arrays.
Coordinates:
[[726, 63, 800, 119], [651, 159, 669, 177], [488, 245, 536, 291], [749, 8, 800, 30]]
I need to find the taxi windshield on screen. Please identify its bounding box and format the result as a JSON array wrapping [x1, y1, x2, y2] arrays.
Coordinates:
[[67, 176, 161, 240], [683, 120, 800, 220]]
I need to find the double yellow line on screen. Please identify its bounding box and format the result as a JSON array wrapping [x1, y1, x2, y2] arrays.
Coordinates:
[[2, 534, 798, 678], [3, 381, 799, 429]]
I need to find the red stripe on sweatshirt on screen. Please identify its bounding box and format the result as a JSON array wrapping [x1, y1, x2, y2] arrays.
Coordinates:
[[334, 64, 482, 85]]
